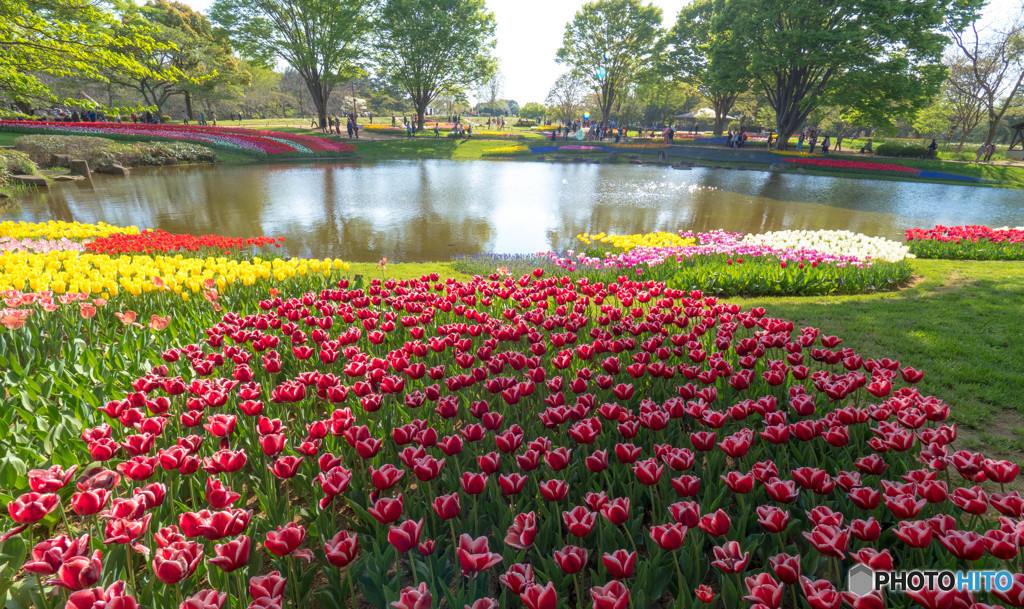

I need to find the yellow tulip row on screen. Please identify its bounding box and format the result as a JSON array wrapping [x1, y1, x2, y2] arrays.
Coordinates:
[[0, 220, 140, 240], [576, 231, 697, 251], [0, 250, 350, 299]]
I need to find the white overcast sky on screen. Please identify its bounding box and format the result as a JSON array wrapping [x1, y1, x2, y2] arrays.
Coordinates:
[[173, 0, 1018, 104]]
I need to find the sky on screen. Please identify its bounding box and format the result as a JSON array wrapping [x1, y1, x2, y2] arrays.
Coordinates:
[[173, 0, 1018, 105]]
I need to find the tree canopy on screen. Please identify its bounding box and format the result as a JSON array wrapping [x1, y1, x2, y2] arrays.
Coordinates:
[[209, 0, 372, 127], [0, 0, 167, 113], [724, 0, 983, 147], [661, 0, 748, 135], [373, 0, 497, 128], [556, 0, 662, 128]]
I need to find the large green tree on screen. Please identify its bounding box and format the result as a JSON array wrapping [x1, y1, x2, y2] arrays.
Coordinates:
[[374, 0, 496, 129], [0, 0, 165, 113], [109, 0, 248, 117], [210, 0, 372, 128], [661, 0, 749, 135], [725, 0, 982, 148], [556, 0, 662, 128]]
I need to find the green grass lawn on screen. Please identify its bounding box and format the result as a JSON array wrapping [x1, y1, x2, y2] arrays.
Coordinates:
[[730, 258, 1024, 457]]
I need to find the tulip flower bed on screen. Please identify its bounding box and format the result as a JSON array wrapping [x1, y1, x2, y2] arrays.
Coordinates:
[[905, 225, 1024, 260], [0, 122, 356, 159], [83, 231, 286, 255], [4, 270, 1023, 609], [783, 157, 921, 177], [473, 230, 914, 297]]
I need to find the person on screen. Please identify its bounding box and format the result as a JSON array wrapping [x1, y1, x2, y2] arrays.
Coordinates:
[[346, 117, 354, 138], [406, 121, 412, 138], [985, 142, 996, 162], [859, 138, 873, 154], [369, 112, 373, 124], [434, 123, 440, 138], [767, 132, 774, 149], [925, 138, 937, 159], [808, 133, 817, 154], [975, 144, 986, 163], [182, 112, 189, 125], [210, 111, 216, 126], [836, 134, 843, 151], [821, 135, 830, 155], [353, 118, 360, 139], [797, 133, 804, 151], [466, 124, 472, 138], [392, 115, 396, 126]]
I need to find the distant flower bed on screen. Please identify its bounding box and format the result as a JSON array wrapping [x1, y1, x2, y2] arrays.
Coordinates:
[[906, 225, 1024, 260], [481, 145, 530, 156], [578, 232, 696, 252], [0, 220, 137, 240], [783, 157, 919, 176], [0, 121, 355, 158], [83, 230, 285, 254], [457, 230, 913, 297]]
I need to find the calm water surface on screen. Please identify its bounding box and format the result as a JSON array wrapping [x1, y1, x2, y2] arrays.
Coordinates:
[[6, 160, 1023, 261]]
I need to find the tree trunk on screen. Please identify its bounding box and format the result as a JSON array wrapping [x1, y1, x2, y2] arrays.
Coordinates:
[[184, 91, 194, 120], [711, 95, 737, 136], [14, 100, 33, 115], [303, 74, 330, 130]]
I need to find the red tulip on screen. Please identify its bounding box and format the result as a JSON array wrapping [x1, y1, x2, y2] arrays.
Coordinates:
[[590, 580, 629, 609], [553, 545, 587, 574], [711, 541, 749, 573], [671, 475, 700, 497], [520, 582, 557, 609], [802, 524, 849, 558], [370, 464, 406, 491], [457, 534, 502, 575], [8, 492, 60, 524], [698, 509, 731, 537], [937, 530, 985, 561], [799, 577, 840, 609], [66, 581, 139, 609], [499, 473, 528, 495], [893, 520, 932, 548], [72, 489, 111, 516], [391, 582, 431, 609], [632, 458, 664, 485], [756, 506, 789, 533], [849, 518, 881, 542], [504, 512, 537, 550], [599, 497, 629, 525], [153, 542, 202, 585], [499, 563, 534, 594], [208, 535, 250, 572], [851, 548, 893, 571], [180, 589, 227, 609], [461, 472, 488, 495], [601, 549, 636, 579], [205, 478, 241, 509], [369, 495, 404, 524], [562, 505, 596, 537], [432, 493, 461, 520], [694, 584, 715, 603], [264, 522, 308, 558], [268, 455, 302, 479], [24, 534, 90, 575], [743, 573, 781, 608], [769, 553, 801, 585], [388, 519, 423, 553], [249, 571, 286, 600], [29, 465, 78, 492], [649, 523, 687, 550], [324, 530, 358, 568], [538, 479, 568, 502]]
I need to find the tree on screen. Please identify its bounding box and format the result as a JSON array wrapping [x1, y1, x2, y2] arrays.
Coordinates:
[[374, 0, 497, 129], [238, 65, 291, 117], [0, 0, 166, 113], [520, 102, 547, 121], [725, 0, 982, 149], [556, 0, 662, 128], [109, 0, 248, 117], [210, 0, 372, 128], [545, 73, 587, 124], [662, 0, 749, 135], [948, 15, 1024, 147]]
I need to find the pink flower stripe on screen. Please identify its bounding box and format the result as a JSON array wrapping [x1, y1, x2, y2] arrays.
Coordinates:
[[0, 121, 355, 157]]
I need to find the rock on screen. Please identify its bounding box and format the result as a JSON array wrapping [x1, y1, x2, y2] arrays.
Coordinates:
[[736, 165, 746, 170], [657, 150, 669, 163], [672, 164, 692, 170], [11, 174, 48, 188], [52, 174, 85, 182], [607, 151, 619, 161], [796, 167, 808, 174], [50, 154, 70, 167], [769, 163, 787, 171], [95, 164, 130, 176], [627, 155, 639, 160], [68, 159, 91, 178], [0, 192, 10, 199]]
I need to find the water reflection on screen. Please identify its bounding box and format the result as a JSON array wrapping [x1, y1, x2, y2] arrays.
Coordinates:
[[6, 160, 1023, 262]]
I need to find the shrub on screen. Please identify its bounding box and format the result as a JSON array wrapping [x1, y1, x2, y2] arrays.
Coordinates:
[[874, 142, 929, 158], [0, 149, 37, 178], [14, 135, 216, 167]]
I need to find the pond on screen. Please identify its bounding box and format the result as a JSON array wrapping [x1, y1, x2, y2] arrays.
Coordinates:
[[5, 159, 1023, 262]]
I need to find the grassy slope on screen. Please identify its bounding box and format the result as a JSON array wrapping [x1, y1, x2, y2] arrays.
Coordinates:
[[732, 258, 1024, 456]]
